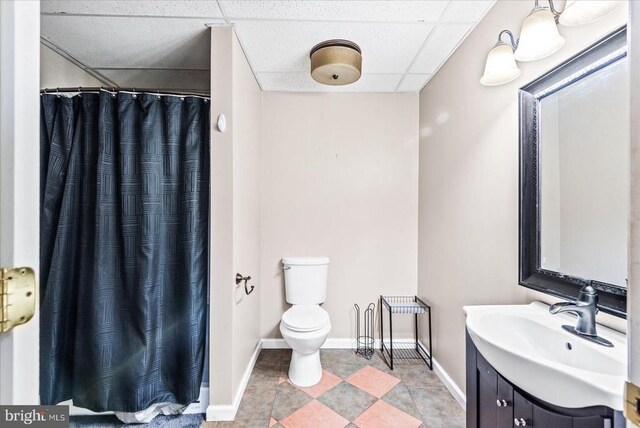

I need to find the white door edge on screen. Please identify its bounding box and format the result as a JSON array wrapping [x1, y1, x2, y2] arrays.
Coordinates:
[[0, 0, 41, 406]]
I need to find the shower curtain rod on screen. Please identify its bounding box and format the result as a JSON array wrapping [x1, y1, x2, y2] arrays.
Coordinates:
[[41, 86, 210, 98]]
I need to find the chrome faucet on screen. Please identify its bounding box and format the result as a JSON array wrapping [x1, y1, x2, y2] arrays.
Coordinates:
[[549, 283, 598, 336], [549, 283, 613, 347]]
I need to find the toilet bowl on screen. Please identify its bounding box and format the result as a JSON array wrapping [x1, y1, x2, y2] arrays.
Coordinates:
[[280, 256, 331, 387], [280, 305, 331, 386]]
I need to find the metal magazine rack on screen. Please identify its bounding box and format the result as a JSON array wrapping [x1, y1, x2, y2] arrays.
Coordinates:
[[379, 295, 432, 370]]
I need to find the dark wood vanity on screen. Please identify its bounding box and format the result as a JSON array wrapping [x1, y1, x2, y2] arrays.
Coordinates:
[[466, 331, 624, 428]]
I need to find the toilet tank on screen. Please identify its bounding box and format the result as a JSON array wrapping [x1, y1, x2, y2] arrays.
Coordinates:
[[282, 257, 330, 305]]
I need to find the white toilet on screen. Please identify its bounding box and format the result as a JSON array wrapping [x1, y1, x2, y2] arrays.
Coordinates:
[[280, 256, 331, 387]]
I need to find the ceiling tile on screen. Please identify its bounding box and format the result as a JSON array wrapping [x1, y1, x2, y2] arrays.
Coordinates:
[[233, 20, 433, 73], [94, 69, 210, 91], [439, 0, 495, 23], [397, 74, 430, 92], [409, 23, 472, 74], [41, 0, 224, 18], [258, 72, 402, 92], [40, 1, 494, 93], [220, 1, 448, 22], [41, 15, 215, 69]]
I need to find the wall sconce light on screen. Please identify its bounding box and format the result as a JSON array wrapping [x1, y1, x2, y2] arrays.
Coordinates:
[[559, 0, 624, 26], [513, 2, 565, 62], [480, 0, 624, 86], [480, 30, 521, 86]]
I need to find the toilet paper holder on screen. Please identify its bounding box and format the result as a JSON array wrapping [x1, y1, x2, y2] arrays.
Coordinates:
[[355, 302, 375, 359], [236, 273, 254, 295]]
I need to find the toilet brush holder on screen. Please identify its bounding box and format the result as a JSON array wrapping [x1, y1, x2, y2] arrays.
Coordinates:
[[354, 303, 375, 359]]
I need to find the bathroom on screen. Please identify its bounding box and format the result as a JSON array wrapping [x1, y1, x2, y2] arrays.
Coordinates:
[[0, 0, 639, 427]]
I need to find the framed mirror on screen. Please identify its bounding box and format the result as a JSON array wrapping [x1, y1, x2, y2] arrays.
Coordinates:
[[519, 26, 628, 317]]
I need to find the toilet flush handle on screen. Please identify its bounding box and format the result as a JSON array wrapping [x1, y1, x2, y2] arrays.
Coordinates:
[[283, 266, 291, 270]]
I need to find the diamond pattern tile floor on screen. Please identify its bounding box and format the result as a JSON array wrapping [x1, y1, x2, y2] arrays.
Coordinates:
[[352, 400, 422, 428], [317, 382, 377, 421], [272, 382, 314, 420], [280, 400, 349, 428], [296, 370, 342, 398], [346, 366, 400, 398], [381, 383, 422, 420], [203, 349, 464, 427]]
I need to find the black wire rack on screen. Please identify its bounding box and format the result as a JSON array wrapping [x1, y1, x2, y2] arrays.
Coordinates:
[[379, 295, 433, 370]]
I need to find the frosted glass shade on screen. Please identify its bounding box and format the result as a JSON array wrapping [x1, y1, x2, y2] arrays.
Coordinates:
[[559, 0, 624, 26], [514, 7, 565, 62], [480, 43, 521, 86], [310, 40, 362, 86]]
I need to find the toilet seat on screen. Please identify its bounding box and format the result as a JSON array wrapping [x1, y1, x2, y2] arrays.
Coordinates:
[[281, 305, 329, 332]]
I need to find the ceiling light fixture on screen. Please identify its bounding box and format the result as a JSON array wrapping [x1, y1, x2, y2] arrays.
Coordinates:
[[310, 39, 362, 86], [480, 0, 623, 87]]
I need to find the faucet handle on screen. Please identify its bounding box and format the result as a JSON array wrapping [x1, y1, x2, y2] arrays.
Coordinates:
[[577, 282, 598, 306]]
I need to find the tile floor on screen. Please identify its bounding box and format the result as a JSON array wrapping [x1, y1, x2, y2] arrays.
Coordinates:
[[203, 349, 464, 428]]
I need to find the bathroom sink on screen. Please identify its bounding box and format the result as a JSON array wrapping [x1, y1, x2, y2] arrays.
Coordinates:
[[464, 302, 626, 410]]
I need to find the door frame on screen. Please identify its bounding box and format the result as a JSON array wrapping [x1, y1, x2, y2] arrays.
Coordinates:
[[629, 0, 640, 406], [0, 0, 41, 405]]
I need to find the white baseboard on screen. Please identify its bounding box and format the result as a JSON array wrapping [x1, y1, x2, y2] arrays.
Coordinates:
[[184, 386, 209, 414], [262, 338, 361, 349], [260, 338, 290, 349], [432, 357, 465, 408], [261, 337, 415, 349], [206, 341, 262, 422], [260, 338, 466, 409]]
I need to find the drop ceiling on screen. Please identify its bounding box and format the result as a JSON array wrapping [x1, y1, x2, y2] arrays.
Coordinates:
[[41, 0, 495, 93]]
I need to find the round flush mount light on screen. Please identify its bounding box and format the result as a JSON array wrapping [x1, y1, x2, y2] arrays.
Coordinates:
[[310, 39, 362, 86]]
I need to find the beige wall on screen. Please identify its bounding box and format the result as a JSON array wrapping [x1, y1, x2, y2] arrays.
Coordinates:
[[40, 44, 103, 88], [231, 33, 262, 396], [418, 0, 627, 394], [209, 26, 262, 408], [209, 26, 234, 406], [260, 92, 419, 340]]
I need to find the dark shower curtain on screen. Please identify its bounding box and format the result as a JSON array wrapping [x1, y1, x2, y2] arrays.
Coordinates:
[[39, 91, 210, 412]]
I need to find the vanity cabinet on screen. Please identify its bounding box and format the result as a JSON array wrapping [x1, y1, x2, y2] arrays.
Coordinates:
[[466, 331, 623, 428]]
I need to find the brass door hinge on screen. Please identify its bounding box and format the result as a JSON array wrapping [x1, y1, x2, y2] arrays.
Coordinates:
[[626, 381, 640, 426], [0, 267, 36, 333]]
